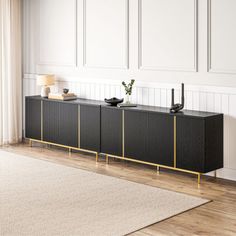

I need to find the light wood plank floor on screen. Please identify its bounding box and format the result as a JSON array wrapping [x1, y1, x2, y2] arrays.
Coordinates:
[[1, 143, 236, 236]]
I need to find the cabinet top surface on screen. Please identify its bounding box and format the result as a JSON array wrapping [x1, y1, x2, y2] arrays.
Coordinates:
[[27, 95, 104, 106], [26, 96, 222, 118]]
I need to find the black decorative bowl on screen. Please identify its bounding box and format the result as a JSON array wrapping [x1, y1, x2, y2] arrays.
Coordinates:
[[104, 97, 124, 106], [63, 88, 69, 94]]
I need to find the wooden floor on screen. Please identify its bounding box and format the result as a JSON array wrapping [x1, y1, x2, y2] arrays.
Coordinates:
[[2, 143, 236, 236]]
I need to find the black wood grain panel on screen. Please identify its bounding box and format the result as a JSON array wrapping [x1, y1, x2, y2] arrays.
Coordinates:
[[124, 110, 148, 162], [43, 101, 78, 147], [148, 113, 174, 166], [80, 105, 100, 152], [101, 107, 122, 156], [58, 103, 78, 147], [205, 115, 223, 172], [43, 100, 60, 144], [176, 117, 205, 172], [25, 97, 41, 140]]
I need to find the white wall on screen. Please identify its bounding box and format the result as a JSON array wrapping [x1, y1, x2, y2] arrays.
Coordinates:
[[22, 0, 236, 181]]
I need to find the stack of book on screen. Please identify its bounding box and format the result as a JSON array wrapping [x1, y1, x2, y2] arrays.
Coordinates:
[[117, 103, 137, 107], [48, 93, 77, 101]]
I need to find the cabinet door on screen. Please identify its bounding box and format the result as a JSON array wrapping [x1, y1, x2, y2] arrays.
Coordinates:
[[25, 98, 42, 140], [101, 107, 122, 156], [148, 113, 174, 166], [80, 105, 100, 152], [124, 110, 148, 162], [43, 100, 59, 144], [176, 117, 205, 172], [43, 101, 78, 147], [58, 102, 78, 147]]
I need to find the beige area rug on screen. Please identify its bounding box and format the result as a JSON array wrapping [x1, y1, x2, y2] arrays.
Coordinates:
[[0, 150, 209, 236]]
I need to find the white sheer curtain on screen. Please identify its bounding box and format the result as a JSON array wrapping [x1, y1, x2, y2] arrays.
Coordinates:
[[0, 0, 22, 145]]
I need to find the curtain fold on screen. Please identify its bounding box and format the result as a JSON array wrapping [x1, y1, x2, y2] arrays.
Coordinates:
[[0, 0, 22, 145]]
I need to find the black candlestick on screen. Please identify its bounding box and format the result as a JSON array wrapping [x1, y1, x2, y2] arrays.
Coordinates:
[[170, 83, 185, 113]]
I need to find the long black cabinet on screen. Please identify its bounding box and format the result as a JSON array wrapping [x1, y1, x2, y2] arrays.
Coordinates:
[[25, 96, 223, 177]]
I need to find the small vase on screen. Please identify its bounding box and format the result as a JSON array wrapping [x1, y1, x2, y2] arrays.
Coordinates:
[[125, 94, 131, 104]]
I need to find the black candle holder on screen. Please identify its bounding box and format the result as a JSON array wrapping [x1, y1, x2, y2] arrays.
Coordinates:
[[170, 83, 185, 113]]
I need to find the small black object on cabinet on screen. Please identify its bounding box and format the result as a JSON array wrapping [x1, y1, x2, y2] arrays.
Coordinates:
[[104, 97, 124, 106], [170, 83, 185, 113]]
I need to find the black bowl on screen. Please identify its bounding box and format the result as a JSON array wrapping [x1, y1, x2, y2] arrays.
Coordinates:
[[104, 97, 124, 106], [63, 88, 69, 94]]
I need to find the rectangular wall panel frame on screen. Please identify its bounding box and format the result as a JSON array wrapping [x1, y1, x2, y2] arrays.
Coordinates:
[[207, 0, 236, 74], [138, 0, 198, 72], [37, 0, 78, 67], [82, 0, 129, 69]]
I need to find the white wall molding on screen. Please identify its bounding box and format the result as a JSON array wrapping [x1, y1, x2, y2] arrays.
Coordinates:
[[82, 0, 129, 69], [23, 73, 236, 95], [207, 0, 236, 74], [138, 0, 198, 72], [37, 0, 78, 67]]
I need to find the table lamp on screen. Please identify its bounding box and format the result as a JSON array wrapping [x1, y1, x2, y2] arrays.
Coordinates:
[[37, 74, 55, 98]]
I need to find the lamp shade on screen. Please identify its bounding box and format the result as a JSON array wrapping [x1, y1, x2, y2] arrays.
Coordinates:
[[37, 75, 55, 86]]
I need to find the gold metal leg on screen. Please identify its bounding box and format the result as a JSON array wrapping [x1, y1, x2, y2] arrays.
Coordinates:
[[214, 170, 217, 178], [198, 173, 201, 185], [27, 138, 205, 185], [156, 166, 160, 173], [106, 155, 109, 164]]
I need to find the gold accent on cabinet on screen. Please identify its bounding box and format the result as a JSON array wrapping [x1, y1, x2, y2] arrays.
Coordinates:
[[104, 153, 201, 184], [29, 138, 98, 160], [32, 102, 201, 184], [78, 105, 80, 148], [122, 110, 125, 158], [30, 136, 201, 183], [174, 116, 177, 168], [105, 154, 109, 164], [106, 154, 201, 184], [41, 100, 43, 141], [198, 173, 201, 185]]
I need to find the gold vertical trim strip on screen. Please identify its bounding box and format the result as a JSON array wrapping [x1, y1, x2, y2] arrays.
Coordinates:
[[122, 110, 125, 157], [174, 116, 176, 168], [41, 100, 43, 140], [78, 105, 80, 148]]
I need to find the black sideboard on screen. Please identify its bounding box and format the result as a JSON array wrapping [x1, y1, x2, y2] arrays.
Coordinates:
[[25, 96, 223, 183]]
